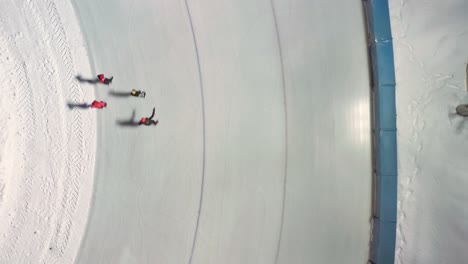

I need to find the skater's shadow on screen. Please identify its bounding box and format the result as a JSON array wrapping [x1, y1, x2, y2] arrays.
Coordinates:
[[116, 110, 139, 127], [455, 120, 468, 134], [76, 74, 100, 84], [109, 90, 131, 98], [67, 102, 90, 109]]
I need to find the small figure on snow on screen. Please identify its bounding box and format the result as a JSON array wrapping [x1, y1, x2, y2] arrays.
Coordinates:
[[131, 89, 146, 98], [456, 104, 468, 117], [139, 107, 158, 126], [97, 74, 113, 85], [91, 100, 107, 109]]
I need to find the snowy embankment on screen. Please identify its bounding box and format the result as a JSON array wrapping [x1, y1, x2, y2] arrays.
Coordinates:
[[0, 0, 95, 263], [390, 0, 468, 263]]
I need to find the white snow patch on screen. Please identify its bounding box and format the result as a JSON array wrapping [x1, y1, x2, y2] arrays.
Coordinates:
[[0, 0, 95, 263], [390, 0, 468, 263]]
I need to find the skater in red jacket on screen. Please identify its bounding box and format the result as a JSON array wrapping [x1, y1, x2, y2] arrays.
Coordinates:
[[91, 100, 107, 109], [139, 107, 158, 126], [97, 74, 113, 85]]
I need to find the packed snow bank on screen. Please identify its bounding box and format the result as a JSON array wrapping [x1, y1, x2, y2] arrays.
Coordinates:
[[390, 0, 468, 263], [0, 0, 95, 263]]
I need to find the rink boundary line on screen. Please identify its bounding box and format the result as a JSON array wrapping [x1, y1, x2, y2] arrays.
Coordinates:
[[363, 0, 398, 264], [184, 1, 207, 263], [269, 0, 289, 263]]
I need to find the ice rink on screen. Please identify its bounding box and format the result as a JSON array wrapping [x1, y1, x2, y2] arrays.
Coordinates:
[[73, 0, 372, 263]]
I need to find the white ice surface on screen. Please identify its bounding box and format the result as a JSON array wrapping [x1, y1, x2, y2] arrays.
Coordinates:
[[73, 0, 372, 263], [390, 0, 468, 263], [0, 0, 95, 263]]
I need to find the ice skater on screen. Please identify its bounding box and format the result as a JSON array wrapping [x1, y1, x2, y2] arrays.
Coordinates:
[[97, 74, 113, 85], [131, 89, 146, 98], [139, 107, 158, 126], [91, 100, 107, 109]]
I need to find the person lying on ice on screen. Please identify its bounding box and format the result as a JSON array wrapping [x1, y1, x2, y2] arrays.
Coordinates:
[[97, 74, 113, 85], [90, 100, 107, 109], [139, 107, 158, 126], [131, 89, 146, 98]]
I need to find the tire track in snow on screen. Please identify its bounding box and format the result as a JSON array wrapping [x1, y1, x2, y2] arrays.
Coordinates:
[[183, 1, 207, 263], [0, 21, 38, 261], [269, 0, 289, 263], [0, 0, 95, 262], [25, 0, 66, 236], [23, 0, 74, 263], [20, 0, 75, 260], [42, 0, 84, 259]]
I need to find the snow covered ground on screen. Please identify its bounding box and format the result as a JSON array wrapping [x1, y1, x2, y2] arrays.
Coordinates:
[[72, 0, 372, 263], [390, 0, 468, 263], [0, 0, 95, 263]]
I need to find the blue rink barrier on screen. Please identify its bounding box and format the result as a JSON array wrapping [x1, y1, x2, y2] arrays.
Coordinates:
[[363, 0, 397, 263]]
